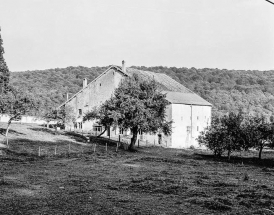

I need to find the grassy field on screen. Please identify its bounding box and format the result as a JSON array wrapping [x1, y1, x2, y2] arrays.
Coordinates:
[[1, 123, 274, 214]]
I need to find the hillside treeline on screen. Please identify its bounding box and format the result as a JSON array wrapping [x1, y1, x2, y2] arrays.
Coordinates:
[[10, 66, 274, 117]]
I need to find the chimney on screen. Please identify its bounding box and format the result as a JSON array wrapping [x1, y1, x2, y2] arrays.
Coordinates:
[[83, 78, 87, 88], [122, 60, 126, 73]]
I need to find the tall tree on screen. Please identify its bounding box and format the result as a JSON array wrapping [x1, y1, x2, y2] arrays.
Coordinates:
[[84, 75, 172, 151], [0, 27, 10, 93], [0, 89, 39, 146]]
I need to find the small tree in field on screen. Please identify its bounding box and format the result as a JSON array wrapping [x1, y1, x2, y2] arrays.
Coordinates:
[[0, 89, 38, 146], [83, 105, 114, 137], [42, 106, 75, 129], [198, 117, 226, 157], [221, 112, 245, 160], [41, 107, 57, 128], [198, 112, 245, 160], [57, 105, 75, 128], [244, 116, 273, 160], [84, 75, 172, 151]]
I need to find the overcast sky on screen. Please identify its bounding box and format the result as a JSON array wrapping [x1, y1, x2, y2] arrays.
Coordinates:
[[0, 0, 273, 71]]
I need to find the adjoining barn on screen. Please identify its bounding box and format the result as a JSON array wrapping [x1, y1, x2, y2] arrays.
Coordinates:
[[59, 61, 212, 148]]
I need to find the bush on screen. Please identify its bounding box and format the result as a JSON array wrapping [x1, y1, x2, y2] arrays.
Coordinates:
[[198, 112, 274, 160]]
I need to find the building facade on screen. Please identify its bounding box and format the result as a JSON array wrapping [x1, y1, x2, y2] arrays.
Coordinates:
[[59, 62, 212, 148]]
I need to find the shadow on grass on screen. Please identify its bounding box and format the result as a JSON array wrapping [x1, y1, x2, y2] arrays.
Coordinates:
[[0, 128, 25, 136], [28, 127, 58, 135], [1, 137, 126, 163], [189, 152, 274, 168], [63, 131, 88, 143], [0, 138, 90, 162]]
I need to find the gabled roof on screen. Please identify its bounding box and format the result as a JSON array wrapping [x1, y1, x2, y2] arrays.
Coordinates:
[[117, 67, 212, 106], [59, 65, 212, 108], [125, 68, 193, 93], [163, 91, 212, 106]]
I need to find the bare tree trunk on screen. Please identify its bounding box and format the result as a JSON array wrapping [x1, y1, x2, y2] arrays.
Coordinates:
[[128, 127, 138, 152], [259, 144, 264, 160], [227, 150, 231, 160], [98, 128, 106, 137], [5, 119, 12, 147]]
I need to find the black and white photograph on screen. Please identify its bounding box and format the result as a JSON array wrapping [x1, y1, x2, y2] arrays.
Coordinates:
[[0, 0, 274, 214]]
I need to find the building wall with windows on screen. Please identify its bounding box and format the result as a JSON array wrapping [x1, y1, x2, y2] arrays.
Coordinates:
[[60, 63, 212, 149], [171, 104, 211, 148], [64, 67, 124, 133]]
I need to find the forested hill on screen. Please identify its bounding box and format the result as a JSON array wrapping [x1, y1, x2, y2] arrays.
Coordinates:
[[10, 66, 274, 117]]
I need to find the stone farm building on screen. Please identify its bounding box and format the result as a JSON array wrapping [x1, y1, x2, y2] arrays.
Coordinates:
[[59, 61, 212, 148]]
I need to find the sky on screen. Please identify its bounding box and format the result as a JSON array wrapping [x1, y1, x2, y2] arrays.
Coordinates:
[[0, 0, 273, 72]]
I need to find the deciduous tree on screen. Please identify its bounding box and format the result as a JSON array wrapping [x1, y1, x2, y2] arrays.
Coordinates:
[[0, 27, 10, 93], [0, 89, 38, 146], [84, 75, 172, 151]]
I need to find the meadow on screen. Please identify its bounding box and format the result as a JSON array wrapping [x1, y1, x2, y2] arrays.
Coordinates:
[[1, 123, 274, 214]]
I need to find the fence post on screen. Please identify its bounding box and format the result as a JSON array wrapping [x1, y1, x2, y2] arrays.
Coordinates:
[[38, 146, 41, 156], [105, 142, 107, 152], [119, 135, 120, 142], [116, 142, 119, 152], [69, 144, 71, 154], [93, 143, 96, 153], [138, 139, 140, 148], [54, 146, 57, 155]]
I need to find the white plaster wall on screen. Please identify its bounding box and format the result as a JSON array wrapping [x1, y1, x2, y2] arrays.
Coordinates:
[[0, 115, 48, 124], [65, 68, 124, 133], [0, 114, 10, 122], [171, 104, 211, 148]]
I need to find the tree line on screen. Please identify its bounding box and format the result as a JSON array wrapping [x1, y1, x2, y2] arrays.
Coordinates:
[[198, 112, 274, 160], [9, 64, 274, 118]]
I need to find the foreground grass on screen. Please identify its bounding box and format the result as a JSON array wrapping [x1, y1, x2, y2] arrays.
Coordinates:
[[1, 123, 274, 214]]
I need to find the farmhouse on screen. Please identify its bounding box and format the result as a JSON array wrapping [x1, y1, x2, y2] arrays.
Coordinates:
[[59, 61, 212, 148]]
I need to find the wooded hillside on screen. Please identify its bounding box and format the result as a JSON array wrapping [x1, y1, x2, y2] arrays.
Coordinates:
[[10, 66, 274, 117]]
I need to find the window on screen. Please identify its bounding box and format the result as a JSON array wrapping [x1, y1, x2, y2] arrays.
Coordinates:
[[181, 116, 183, 121], [197, 116, 199, 120], [93, 126, 102, 132], [78, 122, 82, 129], [79, 109, 82, 115], [100, 83, 101, 86], [119, 128, 124, 134], [187, 126, 191, 132], [197, 126, 199, 131]]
